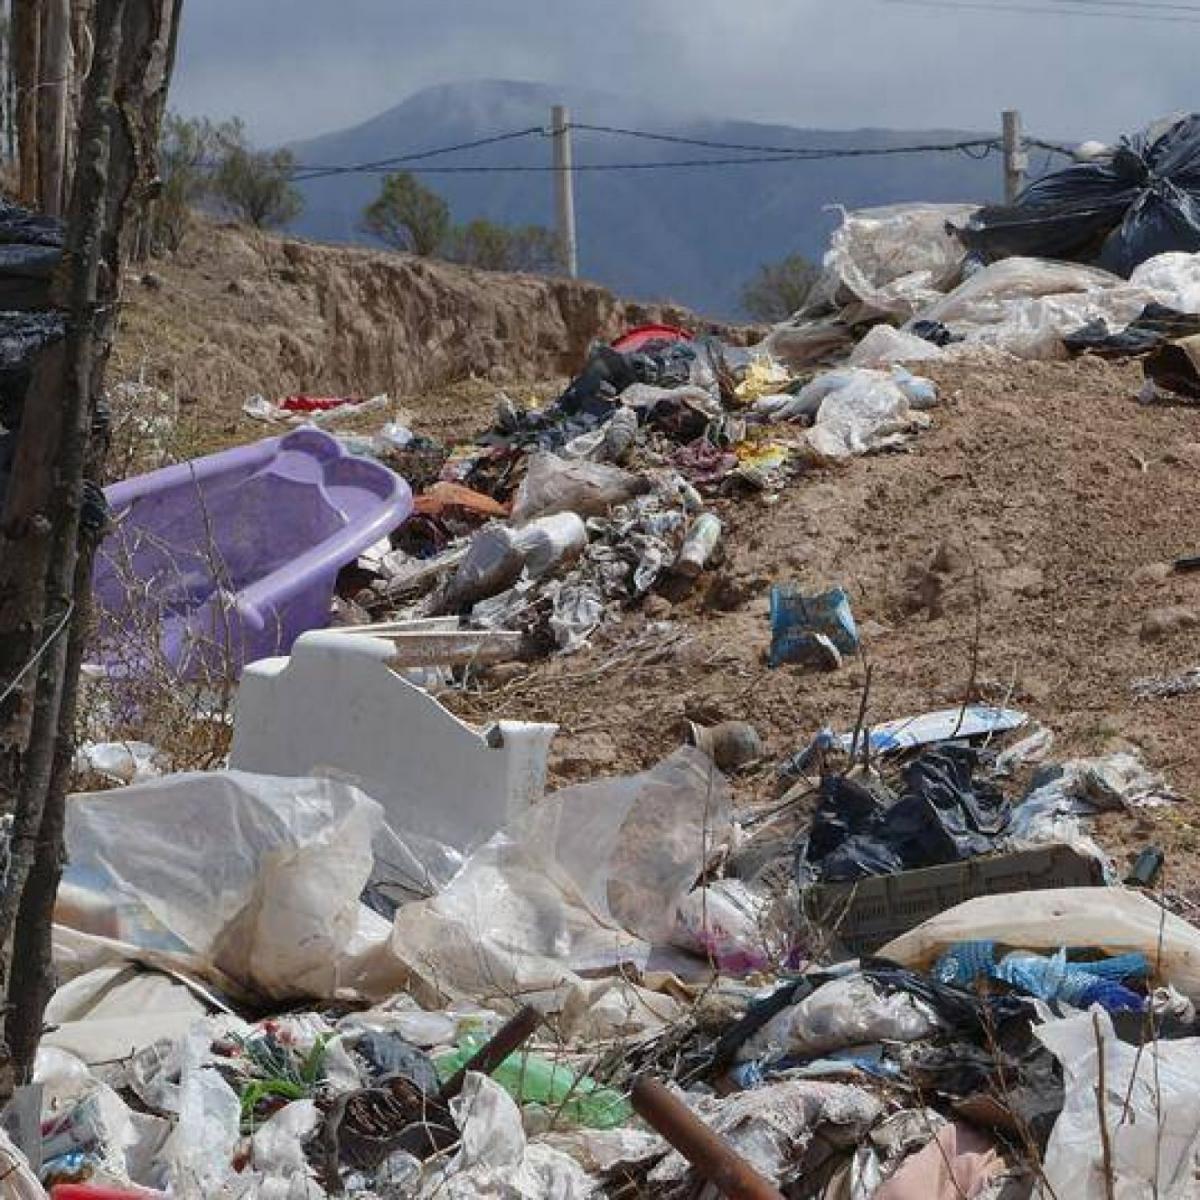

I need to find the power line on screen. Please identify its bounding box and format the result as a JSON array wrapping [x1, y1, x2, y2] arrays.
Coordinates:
[[572, 122, 998, 159], [289, 133, 1003, 182], [1057, 0, 1200, 10], [882, 0, 1200, 20], [290, 126, 547, 183]]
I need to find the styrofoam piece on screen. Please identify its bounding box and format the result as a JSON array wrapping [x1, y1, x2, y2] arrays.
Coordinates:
[[229, 631, 557, 851], [836, 704, 1028, 755]]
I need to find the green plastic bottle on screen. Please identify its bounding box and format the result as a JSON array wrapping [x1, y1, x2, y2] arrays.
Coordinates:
[[435, 1035, 632, 1129]]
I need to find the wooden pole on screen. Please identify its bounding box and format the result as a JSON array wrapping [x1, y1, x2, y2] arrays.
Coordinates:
[[1002, 109, 1026, 205], [12, 0, 38, 206], [551, 104, 578, 278]]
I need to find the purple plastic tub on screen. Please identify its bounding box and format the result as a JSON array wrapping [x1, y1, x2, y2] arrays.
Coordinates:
[[94, 428, 411, 676]]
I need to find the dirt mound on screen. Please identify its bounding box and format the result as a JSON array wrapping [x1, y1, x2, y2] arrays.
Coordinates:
[[445, 353, 1200, 878], [112, 221, 753, 457]]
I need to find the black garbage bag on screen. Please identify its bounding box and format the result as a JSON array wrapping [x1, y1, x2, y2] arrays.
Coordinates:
[[960, 114, 1200, 277], [0, 311, 67, 513], [802, 746, 1011, 883]]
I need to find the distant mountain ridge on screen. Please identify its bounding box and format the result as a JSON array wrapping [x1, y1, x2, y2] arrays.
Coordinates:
[[288, 79, 1010, 318]]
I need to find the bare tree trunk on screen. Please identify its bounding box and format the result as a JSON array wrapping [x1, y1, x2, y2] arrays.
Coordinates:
[[6, 524, 95, 1081], [12, 0, 39, 206], [0, 0, 182, 1096], [38, 0, 70, 215]]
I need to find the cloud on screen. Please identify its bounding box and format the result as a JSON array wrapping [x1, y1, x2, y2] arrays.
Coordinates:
[[170, 0, 1197, 145]]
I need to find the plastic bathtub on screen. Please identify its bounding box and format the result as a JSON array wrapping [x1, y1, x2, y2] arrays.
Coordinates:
[[94, 428, 411, 675]]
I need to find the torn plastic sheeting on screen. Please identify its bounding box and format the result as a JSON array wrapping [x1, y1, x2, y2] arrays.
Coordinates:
[[388, 748, 730, 1033], [763, 315, 857, 372], [834, 704, 1028, 756], [646, 1079, 884, 1193], [35, 1044, 168, 1193], [1037, 1007, 1200, 1199], [881, 886, 1200, 1003], [42, 966, 210, 1065], [238, 1100, 323, 1194], [809, 203, 978, 323], [1062, 302, 1200, 359], [512, 453, 648, 522], [906, 256, 1152, 361], [805, 367, 938, 460], [162, 1029, 242, 1197], [1020, 752, 1176, 815], [73, 741, 164, 787], [420, 1072, 592, 1198], [63, 771, 384, 1002], [0, 1129, 43, 1199]]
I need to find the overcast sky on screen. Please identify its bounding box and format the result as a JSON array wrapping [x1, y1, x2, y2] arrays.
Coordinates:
[[170, 1, 1197, 146]]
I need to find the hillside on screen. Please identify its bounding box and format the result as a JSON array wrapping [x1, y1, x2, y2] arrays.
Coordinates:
[[287, 79, 1018, 318], [108, 234, 1200, 883], [110, 218, 751, 462]]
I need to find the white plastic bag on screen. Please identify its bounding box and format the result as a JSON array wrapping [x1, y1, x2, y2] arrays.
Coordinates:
[[848, 324, 944, 368], [65, 771, 383, 1001], [1037, 1007, 1200, 1198], [162, 1029, 241, 1197], [1130, 251, 1200, 314], [672, 879, 775, 973], [804, 367, 938, 460], [737, 975, 940, 1062], [419, 1073, 592, 1198]]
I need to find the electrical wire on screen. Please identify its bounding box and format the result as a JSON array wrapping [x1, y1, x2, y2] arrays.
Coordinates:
[[290, 126, 547, 183], [288, 133, 1002, 181], [882, 0, 1200, 20], [571, 122, 998, 159], [297, 147, 1001, 176], [0, 602, 75, 710]]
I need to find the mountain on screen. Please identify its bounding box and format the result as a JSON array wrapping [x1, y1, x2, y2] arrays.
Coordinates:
[[288, 80, 1013, 319]]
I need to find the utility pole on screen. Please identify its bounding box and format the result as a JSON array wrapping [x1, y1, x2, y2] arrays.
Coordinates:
[[1002, 109, 1026, 205], [551, 104, 578, 278]]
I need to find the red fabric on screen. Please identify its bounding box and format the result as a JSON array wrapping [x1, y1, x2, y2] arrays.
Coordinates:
[[51, 1187, 150, 1198], [279, 394, 358, 412], [611, 323, 693, 353]]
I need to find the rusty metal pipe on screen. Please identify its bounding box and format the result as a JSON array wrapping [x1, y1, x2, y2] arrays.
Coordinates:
[[631, 1076, 785, 1200], [437, 1004, 541, 1103]]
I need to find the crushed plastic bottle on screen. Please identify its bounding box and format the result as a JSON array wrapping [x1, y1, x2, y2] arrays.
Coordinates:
[[435, 1036, 632, 1129]]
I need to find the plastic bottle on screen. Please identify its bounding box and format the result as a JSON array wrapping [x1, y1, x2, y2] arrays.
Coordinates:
[[933, 940, 997, 986], [511, 511, 588, 578], [435, 1036, 631, 1129], [997, 951, 1147, 1013], [674, 513, 721, 578]]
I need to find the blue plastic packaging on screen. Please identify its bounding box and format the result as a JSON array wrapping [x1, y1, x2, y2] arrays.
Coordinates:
[[769, 585, 859, 669]]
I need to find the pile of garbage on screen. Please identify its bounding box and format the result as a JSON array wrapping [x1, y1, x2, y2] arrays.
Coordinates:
[[303, 325, 941, 662], [21, 684, 1200, 1199], [46, 109, 1200, 1200]]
